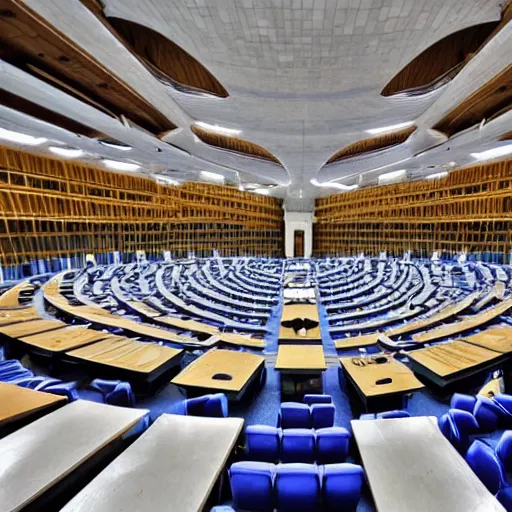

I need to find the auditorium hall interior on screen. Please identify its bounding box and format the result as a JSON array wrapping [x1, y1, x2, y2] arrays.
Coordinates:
[[2, 1, 512, 511]]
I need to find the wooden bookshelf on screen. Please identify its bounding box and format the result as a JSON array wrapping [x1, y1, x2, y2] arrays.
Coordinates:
[[314, 159, 512, 258], [0, 146, 284, 267]]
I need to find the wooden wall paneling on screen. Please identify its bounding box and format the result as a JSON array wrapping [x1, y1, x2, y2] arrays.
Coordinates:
[[0, 146, 284, 266], [0, 0, 175, 135], [314, 159, 512, 259]]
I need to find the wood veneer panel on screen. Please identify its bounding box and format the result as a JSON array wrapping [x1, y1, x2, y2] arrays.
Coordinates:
[[0, 0, 174, 134]]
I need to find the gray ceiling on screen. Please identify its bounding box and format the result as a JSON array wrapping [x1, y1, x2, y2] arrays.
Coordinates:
[[1, 0, 511, 211]]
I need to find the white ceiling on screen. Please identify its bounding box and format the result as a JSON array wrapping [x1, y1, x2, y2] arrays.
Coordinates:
[[0, 0, 510, 211]]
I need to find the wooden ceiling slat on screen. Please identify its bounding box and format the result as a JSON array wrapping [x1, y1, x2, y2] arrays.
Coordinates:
[[191, 125, 283, 165], [0, 0, 175, 135], [325, 126, 416, 165]]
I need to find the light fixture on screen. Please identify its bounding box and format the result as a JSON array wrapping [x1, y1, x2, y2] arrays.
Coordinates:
[[48, 146, 84, 158], [200, 170, 225, 182], [470, 144, 512, 161], [103, 159, 140, 171], [253, 188, 270, 195], [311, 178, 358, 191], [0, 127, 47, 146], [378, 169, 407, 184], [366, 121, 414, 135], [299, 190, 303, 199], [98, 139, 132, 151], [155, 174, 179, 186], [426, 171, 448, 180], [194, 121, 241, 136]]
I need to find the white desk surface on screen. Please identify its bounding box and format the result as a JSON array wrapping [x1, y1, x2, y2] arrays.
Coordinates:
[[61, 414, 244, 512], [351, 416, 505, 512], [0, 400, 148, 512]]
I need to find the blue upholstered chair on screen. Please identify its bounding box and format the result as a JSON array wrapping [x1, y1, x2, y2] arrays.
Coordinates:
[[316, 427, 350, 464], [38, 380, 79, 402], [311, 403, 335, 429], [303, 394, 332, 405], [229, 461, 275, 512], [321, 463, 365, 512], [245, 425, 281, 462], [275, 463, 320, 512], [185, 393, 228, 418], [473, 396, 504, 432], [438, 409, 479, 454], [89, 379, 135, 407], [278, 402, 311, 429], [359, 413, 376, 420], [497, 431, 512, 473], [12, 375, 48, 389], [466, 440, 507, 496], [376, 410, 410, 419], [281, 429, 315, 463], [451, 393, 477, 413]]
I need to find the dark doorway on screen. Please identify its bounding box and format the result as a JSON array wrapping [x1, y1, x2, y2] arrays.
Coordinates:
[[294, 230, 305, 258]]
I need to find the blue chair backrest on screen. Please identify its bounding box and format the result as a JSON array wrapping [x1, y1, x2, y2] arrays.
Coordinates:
[[229, 461, 275, 512], [439, 409, 479, 454], [474, 396, 504, 432], [275, 463, 320, 512], [204, 393, 228, 418], [450, 393, 477, 413], [246, 425, 281, 463], [185, 395, 209, 416], [303, 394, 332, 405], [322, 463, 364, 512], [281, 429, 315, 463], [311, 403, 335, 429], [316, 427, 350, 464], [466, 440, 505, 495], [279, 403, 311, 429], [376, 410, 410, 419], [496, 431, 512, 473]]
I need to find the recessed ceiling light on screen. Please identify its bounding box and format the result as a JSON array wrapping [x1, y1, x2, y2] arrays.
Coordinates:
[[378, 169, 407, 184], [470, 145, 512, 161], [253, 188, 270, 195], [311, 179, 358, 191], [426, 171, 448, 180], [200, 170, 225, 182], [0, 127, 47, 146], [48, 146, 83, 158], [103, 159, 140, 171], [155, 174, 179, 186], [195, 121, 241, 136], [98, 139, 132, 151], [366, 121, 414, 135]]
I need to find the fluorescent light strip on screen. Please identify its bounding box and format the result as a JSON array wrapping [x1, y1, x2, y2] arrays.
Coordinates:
[[470, 144, 512, 161], [253, 188, 270, 195], [200, 170, 225, 182], [99, 140, 132, 151], [195, 121, 241, 136], [311, 179, 358, 191], [426, 171, 448, 180], [378, 169, 407, 183], [366, 121, 414, 135], [0, 127, 47, 146], [103, 159, 140, 171], [48, 146, 83, 158]]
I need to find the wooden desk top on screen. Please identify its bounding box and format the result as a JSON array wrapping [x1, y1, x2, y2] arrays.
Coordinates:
[[352, 416, 504, 512], [0, 382, 66, 427], [387, 292, 478, 337], [275, 344, 327, 371], [462, 326, 512, 354], [20, 326, 109, 353], [125, 300, 163, 318], [340, 355, 423, 397], [60, 414, 244, 512], [279, 303, 321, 340], [67, 337, 183, 374], [0, 307, 41, 326], [172, 349, 265, 392], [407, 340, 503, 378], [0, 318, 67, 338], [0, 281, 33, 308], [335, 333, 380, 350], [412, 297, 512, 343], [0, 400, 148, 512]]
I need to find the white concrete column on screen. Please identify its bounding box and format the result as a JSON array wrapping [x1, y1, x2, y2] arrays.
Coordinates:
[[284, 211, 313, 258]]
